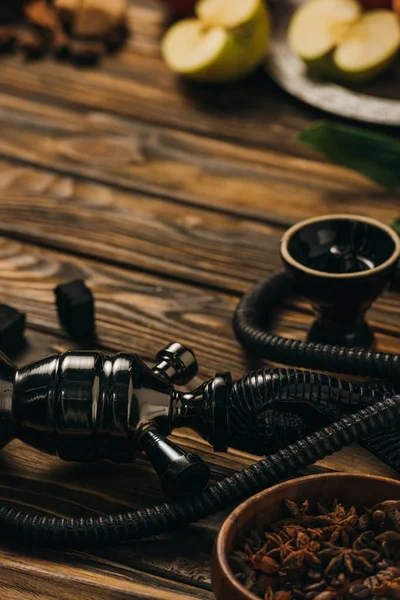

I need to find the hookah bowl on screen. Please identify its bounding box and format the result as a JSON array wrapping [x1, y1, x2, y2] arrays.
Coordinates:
[[280, 214, 400, 347]]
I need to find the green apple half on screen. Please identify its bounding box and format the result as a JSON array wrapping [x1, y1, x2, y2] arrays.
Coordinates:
[[288, 0, 362, 65], [289, 0, 400, 82], [334, 10, 400, 81], [161, 0, 270, 83]]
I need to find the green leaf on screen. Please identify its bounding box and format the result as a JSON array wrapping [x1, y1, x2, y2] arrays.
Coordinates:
[[299, 121, 400, 191]]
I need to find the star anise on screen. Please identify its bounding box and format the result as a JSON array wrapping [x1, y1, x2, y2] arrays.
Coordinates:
[[282, 546, 321, 572], [319, 506, 359, 547], [230, 499, 400, 600], [250, 551, 281, 574], [319, 543, 379, 578], [262, 531, 297, 562], [277, 530, 322, 574]]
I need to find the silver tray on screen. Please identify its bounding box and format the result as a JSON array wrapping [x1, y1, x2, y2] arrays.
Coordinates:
[[266, 0, 400, 126]]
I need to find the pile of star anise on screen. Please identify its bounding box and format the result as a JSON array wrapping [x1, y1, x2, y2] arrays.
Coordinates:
[[230, 499, 400, 600]]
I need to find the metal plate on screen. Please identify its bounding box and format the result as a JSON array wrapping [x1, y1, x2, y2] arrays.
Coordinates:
[[266, 0, 400, 126]]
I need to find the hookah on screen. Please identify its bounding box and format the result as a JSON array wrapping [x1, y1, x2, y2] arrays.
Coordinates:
[[0, 214, 399, 547]]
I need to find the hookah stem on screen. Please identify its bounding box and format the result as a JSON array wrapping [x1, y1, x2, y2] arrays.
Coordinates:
[[233, 270, 400, 379], [1, 396, 400, 547]]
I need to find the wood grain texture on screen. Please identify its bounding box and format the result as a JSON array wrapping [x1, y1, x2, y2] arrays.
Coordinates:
[[0, 548, 213, 600], [0, 227, 400, 380], [0, 55, 315, 154], [0, 1, 391, 160], [0, 233, 398, 475], [0, 0, 398, 597], [0, 161, 282, 294], [0, 94, 397, 226], [0, 161, 399, 300]]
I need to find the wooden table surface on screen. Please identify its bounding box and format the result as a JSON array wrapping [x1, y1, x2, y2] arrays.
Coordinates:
[[1, 1, 400, 598]]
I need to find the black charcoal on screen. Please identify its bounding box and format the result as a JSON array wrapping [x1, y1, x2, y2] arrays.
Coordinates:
[[55, 279, 95, 340], [0, 304, 25, 352]]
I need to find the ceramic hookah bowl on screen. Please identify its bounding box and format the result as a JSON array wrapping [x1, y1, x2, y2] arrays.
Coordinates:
[[280, 214, 400, 347]]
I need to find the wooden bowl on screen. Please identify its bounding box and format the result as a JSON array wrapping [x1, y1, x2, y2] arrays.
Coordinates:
[[212, 473, 400, 600]]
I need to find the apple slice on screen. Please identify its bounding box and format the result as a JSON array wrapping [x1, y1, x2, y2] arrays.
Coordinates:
[[196, 0, 263, 28], [334, 10, 400, 81], [288, 0, 362, 64], [161, 0, 269, 83]]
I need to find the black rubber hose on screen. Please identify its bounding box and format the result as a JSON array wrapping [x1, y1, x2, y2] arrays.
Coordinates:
[[228, 368, 398, 455], [233, 270, 400, 379], [4, 269, 400, 548], [1, 396, 399, 547]]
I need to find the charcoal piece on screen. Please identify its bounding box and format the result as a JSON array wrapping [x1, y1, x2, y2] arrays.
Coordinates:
[[0, 304, 26, 352], [55, 279, 95, 340]]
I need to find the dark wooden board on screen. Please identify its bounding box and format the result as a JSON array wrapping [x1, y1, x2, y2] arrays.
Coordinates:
[[0, 94, 396, 226], [0, 0, 399, 598], [0, 160, 398, 297]]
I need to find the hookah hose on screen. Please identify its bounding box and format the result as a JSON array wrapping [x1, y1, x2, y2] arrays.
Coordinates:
[[233, 270, 400, 379], [1, 269, 400, 547], [0, 396, 399, 546], [232, 268, 400, 469]]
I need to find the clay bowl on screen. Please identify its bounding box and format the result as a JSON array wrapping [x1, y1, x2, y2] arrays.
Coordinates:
[[212, 473, 400, 600], [280, 214, 400, 348]]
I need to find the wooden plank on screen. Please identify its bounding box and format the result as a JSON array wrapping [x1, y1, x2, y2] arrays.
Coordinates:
[[1, 230, 400, 379], [0, 231, 276, 377], [0, 331, 244, 593], [0, 247, 398, 595], [0, 3, 398, 594], [0, 161, 398, 348], [0, 163, 282, 294], [0, 93, 396, 226], [0, 161, 398, 299], [0, 47, 318, 154], [0, 0, 354, 156], [0, 231, 399, 430], [0, 330, 243, 595], [0, 548, 213, 600], [0, 442, 396, 597]]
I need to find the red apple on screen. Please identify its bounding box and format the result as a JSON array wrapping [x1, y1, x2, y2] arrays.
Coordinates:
[[361, 0, 392, 7], [158, 0, 197, 17]]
